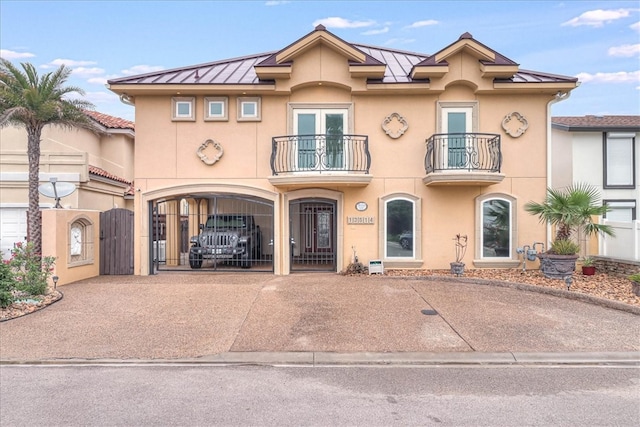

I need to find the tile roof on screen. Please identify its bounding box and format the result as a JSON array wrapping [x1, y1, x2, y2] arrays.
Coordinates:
[[108, 33, 576, 87], [89, 165, 132, 185], [84, 110, 135, 130], [552, 115, 640, 131]]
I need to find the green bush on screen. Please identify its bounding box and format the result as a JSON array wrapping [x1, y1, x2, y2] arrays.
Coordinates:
[[629, 273, 640, 283], [0, 259, 15, 308], [550, 239, 580, 255], [8, 242, 55, 296]]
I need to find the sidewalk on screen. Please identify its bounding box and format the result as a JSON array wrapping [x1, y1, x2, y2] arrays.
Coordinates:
[[0, 273, 638, 364]]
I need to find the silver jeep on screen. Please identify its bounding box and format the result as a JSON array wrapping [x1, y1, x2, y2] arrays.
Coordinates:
[[189, 214, 261, 269]]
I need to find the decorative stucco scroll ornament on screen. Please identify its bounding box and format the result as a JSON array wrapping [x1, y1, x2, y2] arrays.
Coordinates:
[[501, 112, 529, 138], [382, 112, 409, 139], [196, 139, 224, 165]]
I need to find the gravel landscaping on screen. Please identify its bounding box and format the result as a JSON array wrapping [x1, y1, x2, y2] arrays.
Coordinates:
[[1, 268, 638, 322]]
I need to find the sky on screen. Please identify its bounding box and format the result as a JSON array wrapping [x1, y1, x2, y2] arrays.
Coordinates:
[[1, 0, 639, 122]]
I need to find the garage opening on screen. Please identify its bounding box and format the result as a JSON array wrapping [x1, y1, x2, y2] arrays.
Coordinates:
[[152, 195, 274, 272], [290, 198, 336, 272]]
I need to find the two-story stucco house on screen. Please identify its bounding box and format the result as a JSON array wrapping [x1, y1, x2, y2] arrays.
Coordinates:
[[0, 110, 135, 260], [107, 26, 578, 276], [552, 115, 640, 261]]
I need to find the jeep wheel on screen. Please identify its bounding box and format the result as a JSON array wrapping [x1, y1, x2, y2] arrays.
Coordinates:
[[189, 253, 203, 269]]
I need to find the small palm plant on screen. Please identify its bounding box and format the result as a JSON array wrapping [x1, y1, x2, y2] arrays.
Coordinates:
[[524, 183, 614, 254]]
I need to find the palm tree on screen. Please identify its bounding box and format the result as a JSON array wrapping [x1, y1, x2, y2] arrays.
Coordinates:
[[0, 59, 96, 256], [524, 182, 614, 246]]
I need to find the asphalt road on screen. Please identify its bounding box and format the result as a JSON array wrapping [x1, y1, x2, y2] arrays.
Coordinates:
[[1, 365, 638, 426]]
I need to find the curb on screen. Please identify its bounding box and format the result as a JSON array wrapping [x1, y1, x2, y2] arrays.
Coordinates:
[[2, 352, 639, 367]]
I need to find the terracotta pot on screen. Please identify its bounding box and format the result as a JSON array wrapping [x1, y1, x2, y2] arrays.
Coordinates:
[[582, 266, 595, 276]]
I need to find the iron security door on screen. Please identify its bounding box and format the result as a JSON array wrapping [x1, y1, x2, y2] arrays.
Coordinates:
[[290, 199, 336, 272]]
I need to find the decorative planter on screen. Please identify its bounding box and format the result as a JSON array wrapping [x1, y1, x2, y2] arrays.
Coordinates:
[[450, 262, 465, 277], [631, 281, 640, 297], [582, 266, 595, 276], [537, 253, 579, 280]]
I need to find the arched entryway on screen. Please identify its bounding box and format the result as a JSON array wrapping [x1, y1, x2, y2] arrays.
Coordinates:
[[289, 198, 337, 272], [151, 194, 274, 272]]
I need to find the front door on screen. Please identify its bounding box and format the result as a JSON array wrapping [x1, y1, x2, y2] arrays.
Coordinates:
[[290, 199, 336, 272]]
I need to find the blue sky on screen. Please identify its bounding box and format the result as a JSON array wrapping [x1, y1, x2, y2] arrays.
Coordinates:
[[1, 0, 639, 121]]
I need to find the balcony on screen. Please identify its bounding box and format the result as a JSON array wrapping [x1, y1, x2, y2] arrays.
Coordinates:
[[269, 134, 372, 188], [423, 133, 504, 186]]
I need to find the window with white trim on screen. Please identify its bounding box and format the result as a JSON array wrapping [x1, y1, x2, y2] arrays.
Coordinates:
[[604, 132, 636, 188], [237, 97, 261, 121], [481, 198, 512, 258], [204, 97, 228, 121], [172, 97, 195, 121], [384, 197, 415, 259], [604, 200, 636, 222]]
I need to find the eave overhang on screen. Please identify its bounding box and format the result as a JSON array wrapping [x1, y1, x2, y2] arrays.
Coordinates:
[[411, 65, 449, 79], [107, 83, 277, 96]]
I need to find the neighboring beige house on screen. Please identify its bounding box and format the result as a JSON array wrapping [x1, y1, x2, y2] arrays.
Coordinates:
[[0, 110, 135, 260], [107, 26, 578, 276], [552, 115, 640, 261]]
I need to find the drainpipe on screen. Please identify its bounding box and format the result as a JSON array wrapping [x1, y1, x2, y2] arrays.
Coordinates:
[[546, 90, 572, 245]]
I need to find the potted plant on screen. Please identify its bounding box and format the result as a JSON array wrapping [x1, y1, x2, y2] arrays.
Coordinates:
[[629, 274, 640, 297], [450, 234, 467, 276], [524, 183, 614, 280], [581, 257, 595, 276]]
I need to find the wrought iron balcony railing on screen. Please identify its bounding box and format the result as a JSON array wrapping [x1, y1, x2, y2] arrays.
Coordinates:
[[271, 134, 370, 175], [425, 133, 501, 174]]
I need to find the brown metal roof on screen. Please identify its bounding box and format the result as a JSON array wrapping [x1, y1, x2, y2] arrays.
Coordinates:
[[108, 31, 577, 87], [552, 115, 640, 131]]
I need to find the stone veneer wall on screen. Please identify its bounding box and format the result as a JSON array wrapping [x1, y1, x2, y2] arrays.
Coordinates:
[[592, 256, 640, 276]]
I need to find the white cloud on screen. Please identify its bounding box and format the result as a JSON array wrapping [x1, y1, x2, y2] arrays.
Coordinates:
[[312, 17, 375, 29], [361, 27, 389, 36], [71, 67, 105, 77], [265, 1, 289, 5], [608, 44, 640, 57], [562, 9, 632, 27], [121, 65, 164, 75], [576, 70, 640, 83], [405, 19, 439, 29], [0, 49, 35, 59], [42, 58, 97, 69], [631, 21, 640, 31]]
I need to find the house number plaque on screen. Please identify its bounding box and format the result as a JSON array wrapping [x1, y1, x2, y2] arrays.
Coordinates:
[[347, 216, 375, 224]]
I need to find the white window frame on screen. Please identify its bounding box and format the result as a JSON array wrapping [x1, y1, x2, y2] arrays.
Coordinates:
[[204, 96, 228, 121], [378, 193, 422, 268], [474, 193, 520, 268], [172, 97, 195, 121], [237, 97, 261, 121], [293, 108, 350, 171], [604, 200, 636, 221], [604, 132, 636, 189], [480, 198, 512, 259]]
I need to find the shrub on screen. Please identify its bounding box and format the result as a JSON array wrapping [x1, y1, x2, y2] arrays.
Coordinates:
[[629, 273, 640, 283], [550, 240, 580, 255], [8, 242, 55, 296], [0, 259, 15, 308]]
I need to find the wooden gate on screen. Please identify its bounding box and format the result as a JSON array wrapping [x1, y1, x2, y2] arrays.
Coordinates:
[[100, 208, 134, 275]]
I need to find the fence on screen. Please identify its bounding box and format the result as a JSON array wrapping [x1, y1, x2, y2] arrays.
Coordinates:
[[599, 219, 640, 261]]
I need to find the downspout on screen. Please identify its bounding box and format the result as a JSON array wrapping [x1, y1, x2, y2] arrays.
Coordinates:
[[546, 90, 572, 245], [119, 93, 135, 106]]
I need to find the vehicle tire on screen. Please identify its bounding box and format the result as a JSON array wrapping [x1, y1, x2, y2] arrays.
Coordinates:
[[189, 252, 203, 269], [400, 238, 410, 249]]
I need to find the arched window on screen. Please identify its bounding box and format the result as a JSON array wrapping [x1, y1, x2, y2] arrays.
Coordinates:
[[378, 193, 422, 267], [481, 198, 512, 258]]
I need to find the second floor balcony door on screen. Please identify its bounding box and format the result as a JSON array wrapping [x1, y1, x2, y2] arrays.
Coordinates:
[[294, 109, 348, 171], [442, 107, 473, 168]]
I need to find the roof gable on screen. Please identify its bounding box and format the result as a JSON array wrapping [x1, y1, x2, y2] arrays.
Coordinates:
[[255, 25, 386, 80], [411, 32, 520, 79]]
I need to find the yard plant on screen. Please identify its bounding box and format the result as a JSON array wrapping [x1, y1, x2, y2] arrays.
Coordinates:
[[0, 242, 56, 308], [524, 183, 614, 254]]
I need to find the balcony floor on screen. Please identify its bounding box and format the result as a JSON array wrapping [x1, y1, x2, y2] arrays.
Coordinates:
[[422, 171, 505, 186]]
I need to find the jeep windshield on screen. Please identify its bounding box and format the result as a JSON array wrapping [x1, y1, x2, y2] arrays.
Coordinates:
[[204, 216, 246, 229]]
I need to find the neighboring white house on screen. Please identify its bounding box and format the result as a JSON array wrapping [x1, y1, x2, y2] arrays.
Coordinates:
[[551, 115, 640, 260]]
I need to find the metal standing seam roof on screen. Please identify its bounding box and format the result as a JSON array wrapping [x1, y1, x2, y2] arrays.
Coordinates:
[[107, 41, 577, 87]]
